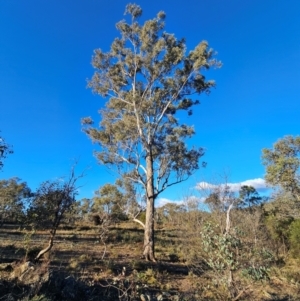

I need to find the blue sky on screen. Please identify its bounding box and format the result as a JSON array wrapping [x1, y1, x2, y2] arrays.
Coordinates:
[[1, 0, 299, 203]]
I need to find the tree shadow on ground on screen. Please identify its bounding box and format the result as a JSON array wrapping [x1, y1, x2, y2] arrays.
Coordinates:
[[0, 244, 26, 263]]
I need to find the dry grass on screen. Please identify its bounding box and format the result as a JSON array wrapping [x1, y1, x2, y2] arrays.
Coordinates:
[[1, 221, 300, 300]]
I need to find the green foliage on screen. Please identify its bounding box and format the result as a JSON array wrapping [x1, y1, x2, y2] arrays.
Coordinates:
[[265, 214, 293, 245], [92, 180, 139, 222], [242, 247, 273, 281], [82, 3, 219, 259], [205, 192, 222, 212], [158, 203, 186, 225], [238, 185, 263, 210], [136, 211, 146, 224], [26, 167, 83, 234], [74, 198, 92, 222], [201, 223, 241, 272], [93, 184, 123, 214], [289, 219, 300, 256], [136, 268, 158, 285], [23, 228, 36, 260], [0, 177, 31, 225], [262, 135, 300, 198], [199, 220, 275, 290], [27, 180, 77, 230], [0, 133, 13, 170], [242, 265, 270, 281], [262, 136, 300, 256], [263, 191, 300, 249], [204, 183, 237, 214]]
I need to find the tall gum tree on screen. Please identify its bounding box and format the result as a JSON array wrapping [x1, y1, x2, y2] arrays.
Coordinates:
[[82, 4, 220, 261]]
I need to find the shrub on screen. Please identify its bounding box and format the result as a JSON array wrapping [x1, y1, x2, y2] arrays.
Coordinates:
[[289, 219, 300, 256], [242, 266, 270, 281], [265, 215, 293, 247]]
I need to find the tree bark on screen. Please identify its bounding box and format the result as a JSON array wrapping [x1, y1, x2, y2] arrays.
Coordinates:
[[143, 151, 156, 262], [35, 231, 55, 262], [225, 203, 234, 235], [133, 217, 145, 229]]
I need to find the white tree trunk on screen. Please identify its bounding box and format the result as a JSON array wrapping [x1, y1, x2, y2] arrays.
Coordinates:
[[143, 152, 156, 261]]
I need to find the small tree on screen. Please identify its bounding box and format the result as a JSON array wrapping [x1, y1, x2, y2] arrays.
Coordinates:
[[0, 178, 31, 226], [82, 3, 220, 261], [238, 185, 263, 210], [0, 133, 13, 170], [262, 136, 300, 256], [263, 190, 300, 255], [93, 179, 144, 226], [93, 184, 125, 218], [27, 168, 83, 261], [204, 181, 238, 235], [159, 202, 185, 226], [62, 200, 81, 226], [78, 198, 93, 222], [262, 135, 300, 200]]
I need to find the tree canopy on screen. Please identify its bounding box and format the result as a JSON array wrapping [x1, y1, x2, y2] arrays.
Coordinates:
[[0, 133, 13, 171], [0, 178, 31, 226], [27, 167, 82, 261], [238, 185, 263, 210], [262, 135, 300, 200]]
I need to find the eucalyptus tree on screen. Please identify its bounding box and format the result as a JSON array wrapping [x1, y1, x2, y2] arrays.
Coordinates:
[[0, 178, 31, 226], [238, 185, 263, 210], [0, 133, 13, 170], [93, 179, 141, 223], [262, 135, 300, 200], [93, 184, 123, 216], [78, 198, 92, 221], [27, 167, 83, 261], [82, 4, 220, 261], [204, 183, 237, 234]]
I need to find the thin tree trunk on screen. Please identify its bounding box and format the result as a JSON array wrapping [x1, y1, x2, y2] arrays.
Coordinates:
[[133, 217, 145, 229], [35, 231, 55, 262], [225, 203, 234, 235], [143, 152, 156, 262]]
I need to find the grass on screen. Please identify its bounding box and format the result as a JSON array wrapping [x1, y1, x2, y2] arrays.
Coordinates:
[[1, 221, 300, 300]]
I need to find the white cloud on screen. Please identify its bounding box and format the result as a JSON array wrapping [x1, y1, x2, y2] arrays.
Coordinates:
[[238, 178, 267, 191], [155, 196, 207, 208], [155, 178, 268, 208], [155, 198, 184, 208], [197, 182, 218, 190], [196, 178, 268, 193], [155, 198, 171, 207]]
